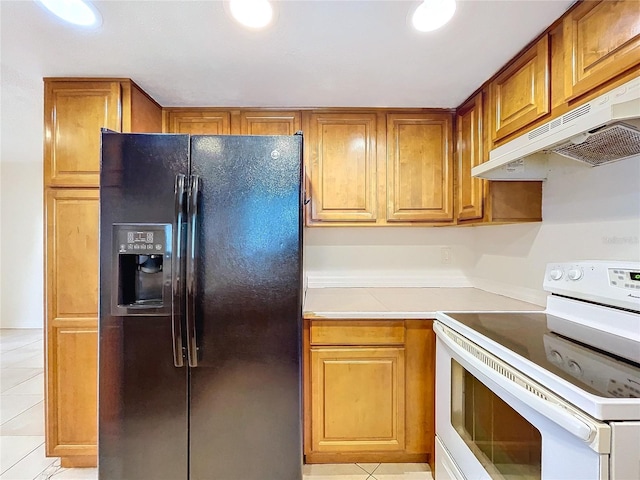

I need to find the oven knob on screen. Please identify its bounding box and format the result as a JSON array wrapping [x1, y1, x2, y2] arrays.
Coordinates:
[[568, 268, 583, 281], [568, 360, 582, 376], [549, 350, 563, 363], [549, 269, 563, 281]]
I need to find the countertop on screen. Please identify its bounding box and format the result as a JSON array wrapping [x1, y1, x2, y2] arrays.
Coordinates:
[[303, 287, 545, 319]]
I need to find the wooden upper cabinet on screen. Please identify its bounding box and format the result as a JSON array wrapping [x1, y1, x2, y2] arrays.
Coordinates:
[[44, 81, 122, 187], [489, 36, 550, 142], [304, 112, 379, 223], [563, 0, 640, 101], [44, 79, 162, 187], [386, 113, 453, 222], [455, 94, 484, 222], [164, 110, 232, 134], [240, 111, 301, 135]]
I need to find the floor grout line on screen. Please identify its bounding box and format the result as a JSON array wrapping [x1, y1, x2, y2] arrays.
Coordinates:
[[0, 439, 44, 476]]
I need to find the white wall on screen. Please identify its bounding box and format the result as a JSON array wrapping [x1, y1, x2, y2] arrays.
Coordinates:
[[471, 155, 640, 304], [304, 226, 475, 287], [0, 68, 44, 328]]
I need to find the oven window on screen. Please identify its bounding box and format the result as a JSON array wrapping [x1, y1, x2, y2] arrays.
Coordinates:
[[451, 360, 542, 479]]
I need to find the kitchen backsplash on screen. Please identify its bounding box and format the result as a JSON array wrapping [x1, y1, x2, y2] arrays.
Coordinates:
[[305, 155, 640, 306]]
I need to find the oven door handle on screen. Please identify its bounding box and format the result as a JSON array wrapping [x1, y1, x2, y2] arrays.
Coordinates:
[[435, 322, 609, 451]]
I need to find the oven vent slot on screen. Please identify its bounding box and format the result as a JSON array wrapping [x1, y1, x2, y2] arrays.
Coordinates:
[[446, 325, 553, 402]]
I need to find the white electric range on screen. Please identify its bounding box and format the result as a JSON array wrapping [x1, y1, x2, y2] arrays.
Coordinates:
[[434, 261, 640, 480]]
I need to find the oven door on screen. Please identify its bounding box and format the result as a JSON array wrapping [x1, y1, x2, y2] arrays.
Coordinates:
[[434, 321, 611, 480]]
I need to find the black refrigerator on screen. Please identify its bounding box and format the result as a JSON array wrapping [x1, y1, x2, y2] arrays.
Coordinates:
[[98, 132, 303, 480]]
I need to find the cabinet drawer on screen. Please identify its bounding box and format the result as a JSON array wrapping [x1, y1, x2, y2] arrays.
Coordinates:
[[310, 320, 405, 345]]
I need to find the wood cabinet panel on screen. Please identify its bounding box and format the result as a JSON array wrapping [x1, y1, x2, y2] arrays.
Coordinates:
[[240, 111, 301, 135], [310, 347, 405, 452], [305, 112, 378, 223], [455, 94, 484, 222], [564, 0, 640, 101], [405, 320, 435, 462], [125, 82, 163, 133], [164, 110, 232, 134], [488, 181, 542, 223], [46, 189, 99, 318], [304, 319, 433, 464], [44, 81, 121, 187], [386, 114, 454, 222], [47, 323, 98, 458], [490, 36, 550, 142], [310, 320, 405, 346], [45, 188, 99, 465]]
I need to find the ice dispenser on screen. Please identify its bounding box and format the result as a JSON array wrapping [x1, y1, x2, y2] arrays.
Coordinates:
[[112, 224, 172, 316]]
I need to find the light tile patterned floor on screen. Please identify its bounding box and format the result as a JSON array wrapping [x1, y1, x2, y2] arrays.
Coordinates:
[[0, 329, 432, 480]]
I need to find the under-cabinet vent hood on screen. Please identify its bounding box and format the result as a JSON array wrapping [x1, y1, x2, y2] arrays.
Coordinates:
[[473, 76, 640, 180]]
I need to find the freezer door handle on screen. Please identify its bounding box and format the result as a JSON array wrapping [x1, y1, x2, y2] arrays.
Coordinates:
[[186, 175, 201, 367], [171, 174, 187, 367]]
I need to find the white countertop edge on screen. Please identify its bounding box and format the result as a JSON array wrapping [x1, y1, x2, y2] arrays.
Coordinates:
[[304, 311, 438, 319], [305, 309, 546, 320]]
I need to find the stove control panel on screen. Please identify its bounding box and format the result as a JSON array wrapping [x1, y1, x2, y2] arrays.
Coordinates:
[[544, 261, 640, 312], [609, 268, 640, 290]]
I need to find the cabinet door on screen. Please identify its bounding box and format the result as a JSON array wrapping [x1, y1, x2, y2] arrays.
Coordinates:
[[240, 111, 301, 135], [563, 0, 640, 100], [456, 94, 485, 222], [305, 113, 378, 223], [489, 36, 550, 142], [44, 81, 121, 187], [310, 347, 405, 452], [386, 113, 453, 222], [45, 188, 99, 465], [164, 110, 232, 134]]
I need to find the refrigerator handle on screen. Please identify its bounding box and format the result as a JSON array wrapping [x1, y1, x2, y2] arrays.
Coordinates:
[[186, 175, 201, 367], [171, 174, 187, 368]]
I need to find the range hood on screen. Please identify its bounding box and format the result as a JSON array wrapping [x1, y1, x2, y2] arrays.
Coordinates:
[[473, 76, 640, 180]]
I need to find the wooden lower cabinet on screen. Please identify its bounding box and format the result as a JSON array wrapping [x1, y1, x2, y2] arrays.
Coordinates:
[[304, 319, 435, 467], [45, 188, 99, 466], [311, 347, 406, 453]]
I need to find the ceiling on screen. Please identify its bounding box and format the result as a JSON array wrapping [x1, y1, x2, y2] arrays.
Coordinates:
[[1, 0, 575, 108]]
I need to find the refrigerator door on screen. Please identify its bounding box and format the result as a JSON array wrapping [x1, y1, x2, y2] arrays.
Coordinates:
[[99, 132, 190, 480], [188, 135, 303, 480]]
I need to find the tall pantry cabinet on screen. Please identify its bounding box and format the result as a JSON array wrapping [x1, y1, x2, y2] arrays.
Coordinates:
[[43, 79, 162, 467]]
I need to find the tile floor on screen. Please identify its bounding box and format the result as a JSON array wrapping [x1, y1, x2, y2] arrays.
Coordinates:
[[1, 329, 433, 480]]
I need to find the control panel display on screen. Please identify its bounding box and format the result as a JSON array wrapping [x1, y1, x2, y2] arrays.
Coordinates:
[[608, 268, 640, 291], [116, 225, 167, 254], [127, 231, 154, 244]]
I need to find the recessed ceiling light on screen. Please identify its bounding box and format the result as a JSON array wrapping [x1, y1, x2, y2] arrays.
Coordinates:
[[411, 0, 456, 32], [229, 0, 274, 29], [35, 0, 101, 27]]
